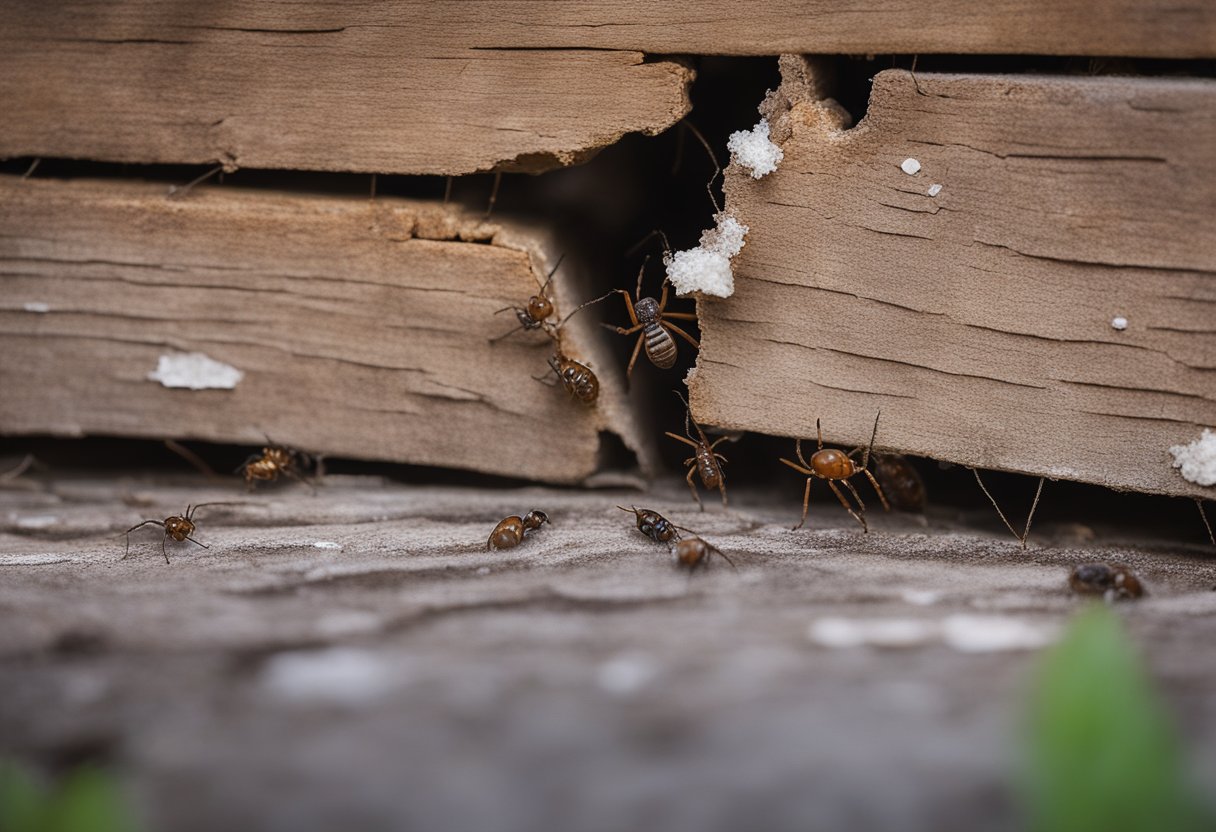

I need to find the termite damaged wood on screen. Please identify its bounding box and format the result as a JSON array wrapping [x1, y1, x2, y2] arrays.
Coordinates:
[[0, 176, 656, 484], [690, 57, 1216, 499]]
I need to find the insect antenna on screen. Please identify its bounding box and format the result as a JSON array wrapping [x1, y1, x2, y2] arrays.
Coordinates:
[[682, 120, 722, 214], [971, 469, 1045, 550], [537, 253, 566, 294], [861, 410, 881, 471], [1197, 499, 1215, 547], [167, 164, 223, 200], [554, 290, 616, 330]]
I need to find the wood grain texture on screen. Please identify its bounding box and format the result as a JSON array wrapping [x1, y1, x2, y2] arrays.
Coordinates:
[[0, 176, 655, 483], [691, 61, 1216, 498], [3, 1, 1213, 177]]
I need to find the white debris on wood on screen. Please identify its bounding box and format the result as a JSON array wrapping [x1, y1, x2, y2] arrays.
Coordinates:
[[726, 118, 784, 179], [927, 183, 943, 197], [313, 541, 342, 550], [664, 212, 749, 298], [22, 301, 50, 313], [1169, 428, 1216, 486], [1110, 315, 1128, 331], [901, 158, 922, 175], [261, 647, 396, 706], [148, 352, 244, 390]]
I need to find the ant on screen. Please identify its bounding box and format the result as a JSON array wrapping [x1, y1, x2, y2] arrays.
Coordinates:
[[675, 535, 736, 572], [618, 505, 681, 544], [124, 503, 229, 564], [488, 510, 549, 551], [537, 350, 600, 406], [238, 439, 316, 491], [1069, 563, 1144, 600], [666, 391, 728, 511], [779, 413, 889, 533], [873, 453, 926, 512], [604, 245, 700, 383], [490, 255, 565, 343]]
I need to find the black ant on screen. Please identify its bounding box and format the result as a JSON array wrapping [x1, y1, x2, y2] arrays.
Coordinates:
[[666, 391, 728, 511], [618, 505, 681, 544], [779, 413, 889, 533], [873, 453, 926, 512], [124, 503, 230, 564], [488, 510, 549, 550]]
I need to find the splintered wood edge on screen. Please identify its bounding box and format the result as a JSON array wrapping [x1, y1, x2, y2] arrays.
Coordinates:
[[691, 57, 1216, 500]]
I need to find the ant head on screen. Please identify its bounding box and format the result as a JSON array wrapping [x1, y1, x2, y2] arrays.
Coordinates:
[[635, 296, 660, 321], [523, 510, 549, 529], [527, 294, 554, 321]]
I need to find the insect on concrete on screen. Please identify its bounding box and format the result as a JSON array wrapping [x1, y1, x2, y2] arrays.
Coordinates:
[[123, 503, 231, 565], [1069, 563, 1144, 600], [779, 413, 890, 533], [488, 510, 550, 551], [674, 535, 735, 572], [666, 391, 728, 511], [618, 505, 681, 544]]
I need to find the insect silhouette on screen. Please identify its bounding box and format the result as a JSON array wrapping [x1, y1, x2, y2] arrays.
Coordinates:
[[1069, 563, 1144, 600], [618, 505, 681, 544], [488, 510, 550, 551], [666, 392, 728, 511], [873, 453, 926, 512], [124, 503, 228, 564], [779, 413, 890, 533], [604, 248, 699, 383], [490, 255, 565, 343], [674, 535, 736, 572], [537, 350, 600, 406], [237, 440, 315, 491]]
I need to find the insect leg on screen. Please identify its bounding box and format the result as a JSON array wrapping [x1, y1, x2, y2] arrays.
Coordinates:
[[664, 431, 700, 449], [685, 465, 704, 511], [862, 410, 881, 470], [624, 334, 645, 383], [661, 321, 700, 350], [828, 480, 867, 533], [793, 477, 813, 531], [861, 469, 892, 512], [123, 520, 163, 559]]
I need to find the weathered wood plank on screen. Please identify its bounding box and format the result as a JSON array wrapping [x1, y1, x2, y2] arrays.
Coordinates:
[[691, 61, 1216, 498], [0, 176, 655, 483], [3, 0, 1213, 175]]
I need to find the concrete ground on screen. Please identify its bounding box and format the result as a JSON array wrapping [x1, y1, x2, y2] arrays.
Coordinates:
[[2, 472, 1214, 831]]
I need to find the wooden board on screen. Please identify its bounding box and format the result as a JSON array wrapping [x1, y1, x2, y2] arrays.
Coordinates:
[[0, 176, 655, 483], [3, 1, 1213, 176], [690, 61, 1216, 499]]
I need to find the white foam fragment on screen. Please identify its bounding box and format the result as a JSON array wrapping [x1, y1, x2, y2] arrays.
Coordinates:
[[726, 118, 784, 179], [148, 352, 243, 390], [23, 302, 50, 313], [927, 183, 942, 197], [596, 654, 658, 696], [941, 615, 1058, 653], [809, 617, 936, 649], [901, 158, 922, 175], [1110, 316, 1128, 331], [1170, 428, 1216, 486], [261, 647, 395, 706], [15, 515, 58, 529], [313, 541, 342, 550], [664, 212, 749, 298]]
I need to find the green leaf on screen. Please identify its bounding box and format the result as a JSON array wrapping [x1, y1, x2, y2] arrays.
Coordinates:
[[1021, 604, 1209, 832]]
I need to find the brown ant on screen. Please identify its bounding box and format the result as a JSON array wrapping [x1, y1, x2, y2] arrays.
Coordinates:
[[490, 255, 565, 343], [675, 535, 736, 572], [873, 453, 926, 512], [488, 510, 549, 550], [618, 505, 681, 544], [604, 245, 699, 383], [779, 413, 889, 533], [665, 391, 728, 511], [124, 503, 229, 564], [536, 350, 600, 407], [1069, 563, 1144, 600], [237, 439, 316, 491]]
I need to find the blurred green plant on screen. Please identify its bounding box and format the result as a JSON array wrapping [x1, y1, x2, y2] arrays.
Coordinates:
[[0, 762, 138, 832], [1021, 604, 1211, 832]]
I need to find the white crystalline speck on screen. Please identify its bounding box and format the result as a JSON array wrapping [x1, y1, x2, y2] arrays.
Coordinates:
[[726, 118, 784, 179], [901, 158, 922, 175], [1170, 428, 1216, 486], [1110, 316, 1128, 330], [927, 184, 943, 197], [663, 212, 749, 299], [148, 352, 244, 390]]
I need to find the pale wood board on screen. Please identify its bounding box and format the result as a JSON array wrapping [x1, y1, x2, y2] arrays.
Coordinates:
[[0, 176, 655, 483], [3, 1, 1214, 176], [691, 62, 1216, 499]]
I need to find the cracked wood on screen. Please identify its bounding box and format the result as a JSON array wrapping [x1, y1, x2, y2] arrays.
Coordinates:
[[691, 64, 1216, 498], [0, 176, 653, 483]]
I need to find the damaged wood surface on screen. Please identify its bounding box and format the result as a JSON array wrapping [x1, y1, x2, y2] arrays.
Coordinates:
[[0, 176, 653, 483], [1, 474, 1214, 832], [0, 3, 693, 175], [3, 1, 1211, 177], [692, 64, 1216, 499]]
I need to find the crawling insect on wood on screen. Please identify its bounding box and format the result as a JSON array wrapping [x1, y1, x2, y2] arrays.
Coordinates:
[[779, 413, 890, 533], [674, 535, 735, 572], [1068, 563, 1144, 600], [490, 255, 564, 343], [618, 505, 681, 544], [666, 392, 728, 511], [604, 246, 699, 383], [123, 503, 230, 564], [874, 453, 926, 512], [537, 351, 600, 406], [487, 510, 549, 551], [237, 440, 316, 491]]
